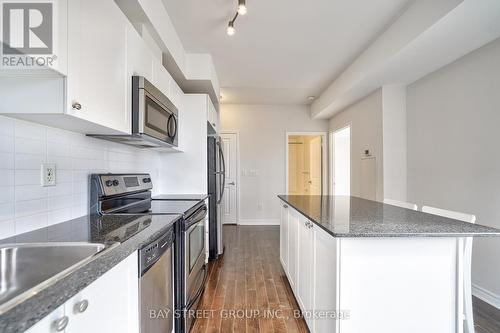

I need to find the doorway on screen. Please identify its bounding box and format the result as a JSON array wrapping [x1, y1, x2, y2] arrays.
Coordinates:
[[286, 133, 325, 195], [331, 126, 351, 195], [220, 132, 239, 224]]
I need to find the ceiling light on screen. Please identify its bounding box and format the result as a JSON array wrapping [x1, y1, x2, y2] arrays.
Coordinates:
[[308, 96, 316, 101], [227, 21, 236, 36], [238, 0, 247, 15]]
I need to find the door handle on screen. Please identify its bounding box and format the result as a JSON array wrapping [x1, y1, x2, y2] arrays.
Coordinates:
[[228, 182, 235, 185]]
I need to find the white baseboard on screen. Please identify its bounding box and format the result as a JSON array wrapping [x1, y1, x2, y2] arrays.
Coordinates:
[[238, 218, 280, 226], [472, 283, 500, 310]]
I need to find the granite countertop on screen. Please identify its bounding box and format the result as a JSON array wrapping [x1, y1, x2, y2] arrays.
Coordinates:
[[152, 193, 210, 201], [278, 195, 500, 237], [0, 213, 181, 333]]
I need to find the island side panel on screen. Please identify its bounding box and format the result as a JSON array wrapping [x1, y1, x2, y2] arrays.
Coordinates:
[[338, 237, 463, 333]]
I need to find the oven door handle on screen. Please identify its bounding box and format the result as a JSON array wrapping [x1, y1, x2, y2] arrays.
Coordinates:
[[185, 205, 208, 229], [100, 198, 152, 215], [186, 264, 208, 310]]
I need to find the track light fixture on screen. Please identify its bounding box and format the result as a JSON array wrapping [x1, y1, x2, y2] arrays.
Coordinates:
[[227, 20, 236, 36], [238, 0, 247, 15], [226, 0, 248, 36]]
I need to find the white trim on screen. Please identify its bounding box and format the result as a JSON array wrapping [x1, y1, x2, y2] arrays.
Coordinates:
[[220, 130, 240, 225], [285, 131, 328, 195], [238, 219, 280, 226], [329, 123, 352, 196], [472, 283, 500, 310]]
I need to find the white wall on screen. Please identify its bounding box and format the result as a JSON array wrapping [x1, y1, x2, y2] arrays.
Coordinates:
[[0, 116, 162, 240], [329, 90, 384, 201], [407, 37, 500, 307], [220, 104, 329, 224], [382, 85, 407, 201]]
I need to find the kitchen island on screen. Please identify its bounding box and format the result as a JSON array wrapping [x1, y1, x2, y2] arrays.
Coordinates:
[[277, 195, 500, 333]]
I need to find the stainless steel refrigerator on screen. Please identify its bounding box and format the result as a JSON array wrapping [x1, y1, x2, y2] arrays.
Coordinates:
[[207, 136, 225, 259]]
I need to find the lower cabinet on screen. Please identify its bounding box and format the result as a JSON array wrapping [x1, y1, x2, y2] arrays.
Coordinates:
[[25, 252, 139, 333], [287, 208, 299, 290], [280, 203, 289, 269], [297, 214, 314, 327], [279, 200, 339, 333]]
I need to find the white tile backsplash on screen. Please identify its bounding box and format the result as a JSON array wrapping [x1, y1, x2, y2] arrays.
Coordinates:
[[0, 115, 163, 239]]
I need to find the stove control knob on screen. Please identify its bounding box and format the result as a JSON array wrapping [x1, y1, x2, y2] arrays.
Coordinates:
[[143, 178, 151, 183], [105, 180, 113, 187], [112, 180, 119, 186]]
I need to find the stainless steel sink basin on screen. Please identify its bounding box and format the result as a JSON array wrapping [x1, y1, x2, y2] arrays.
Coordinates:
[[0, 242, 114, 314]]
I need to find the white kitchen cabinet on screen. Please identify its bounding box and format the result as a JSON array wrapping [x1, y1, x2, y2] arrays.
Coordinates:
[[287, 208, 299, 291], [313, 225, 340, 333], [206, 96, 218, 134], [152, 60, 172, 99], [24, 252, 139, 333], [297, 215, 314, 326], [169, 78, 184, 111], [24, 305, 66, 333], [280, 202, 289, 271], [279, 200, 463, 333], [66, 0, 130, 134], [127, 25, 154, 82]]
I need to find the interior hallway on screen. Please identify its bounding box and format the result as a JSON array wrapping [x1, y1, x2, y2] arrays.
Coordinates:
[[191, 225, 308, 333]]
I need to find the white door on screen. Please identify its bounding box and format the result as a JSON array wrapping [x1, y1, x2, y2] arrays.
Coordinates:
[[332, 126, 351, 195], [221, 133, 238, 224], [309, 136, 322, 195]]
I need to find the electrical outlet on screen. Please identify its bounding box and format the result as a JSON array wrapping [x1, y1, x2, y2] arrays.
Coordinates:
[[41, 164, 56, 186]]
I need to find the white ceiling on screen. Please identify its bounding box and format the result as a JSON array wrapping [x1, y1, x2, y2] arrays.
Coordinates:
[[162, 0, 413, 105]]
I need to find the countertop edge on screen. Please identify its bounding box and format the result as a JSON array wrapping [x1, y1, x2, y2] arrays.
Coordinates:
[[278, 195, 500, 238]]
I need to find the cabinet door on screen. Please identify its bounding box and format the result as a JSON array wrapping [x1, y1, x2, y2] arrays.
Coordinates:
[[287, 208, 299, 290], [127, 25, 154, 82], [65, 252, 139, 333], [280, 202, 289, 271], [297, 216, 314, 317], [313, 227, 339, 333], [24, 305, 66, 333], [152, 59, 172, 99], [67, 0, 129, 133], [207, 97, 217, 132], [169, 79, 184, 111]]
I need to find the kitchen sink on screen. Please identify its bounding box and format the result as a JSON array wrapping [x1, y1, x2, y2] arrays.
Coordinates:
[[0, 242, 114, 314]]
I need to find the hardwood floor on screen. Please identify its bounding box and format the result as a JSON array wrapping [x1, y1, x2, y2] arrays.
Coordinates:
[[474, 296, 500, 333], [191, 225, 308, 333], [191, 225, 500, 333]]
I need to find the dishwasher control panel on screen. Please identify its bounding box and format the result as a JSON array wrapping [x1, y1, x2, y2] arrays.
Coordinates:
[[139, 227, 174, 276]]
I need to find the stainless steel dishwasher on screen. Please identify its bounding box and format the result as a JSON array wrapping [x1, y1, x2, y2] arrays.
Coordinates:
[[139, 228, 175, 333]]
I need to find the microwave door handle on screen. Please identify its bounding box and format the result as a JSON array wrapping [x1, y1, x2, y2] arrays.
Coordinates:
[[167, 114, 177, 139]]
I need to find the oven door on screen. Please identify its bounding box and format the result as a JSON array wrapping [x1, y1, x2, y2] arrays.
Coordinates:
[[184, 210, 207, 310]]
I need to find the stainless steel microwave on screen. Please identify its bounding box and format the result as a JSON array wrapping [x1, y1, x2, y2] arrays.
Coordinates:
[[87, 76, 179, 149]]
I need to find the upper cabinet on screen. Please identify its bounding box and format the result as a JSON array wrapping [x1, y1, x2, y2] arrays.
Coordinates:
[[0, 0, 184, 137], [207, 96, 219, 134], [66, 0, 130, 133]]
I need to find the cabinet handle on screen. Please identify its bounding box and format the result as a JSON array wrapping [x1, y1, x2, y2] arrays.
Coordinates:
[[283, 205, 288, 208], [212, 122, 216, 127], [74, 299, 89, 313], [72, 102, 82, 110], [308, 222, 314, 229], [52, 316, 69, 331]]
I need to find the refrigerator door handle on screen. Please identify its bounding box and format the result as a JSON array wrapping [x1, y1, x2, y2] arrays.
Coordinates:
[[217, 140, 226, 204]]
